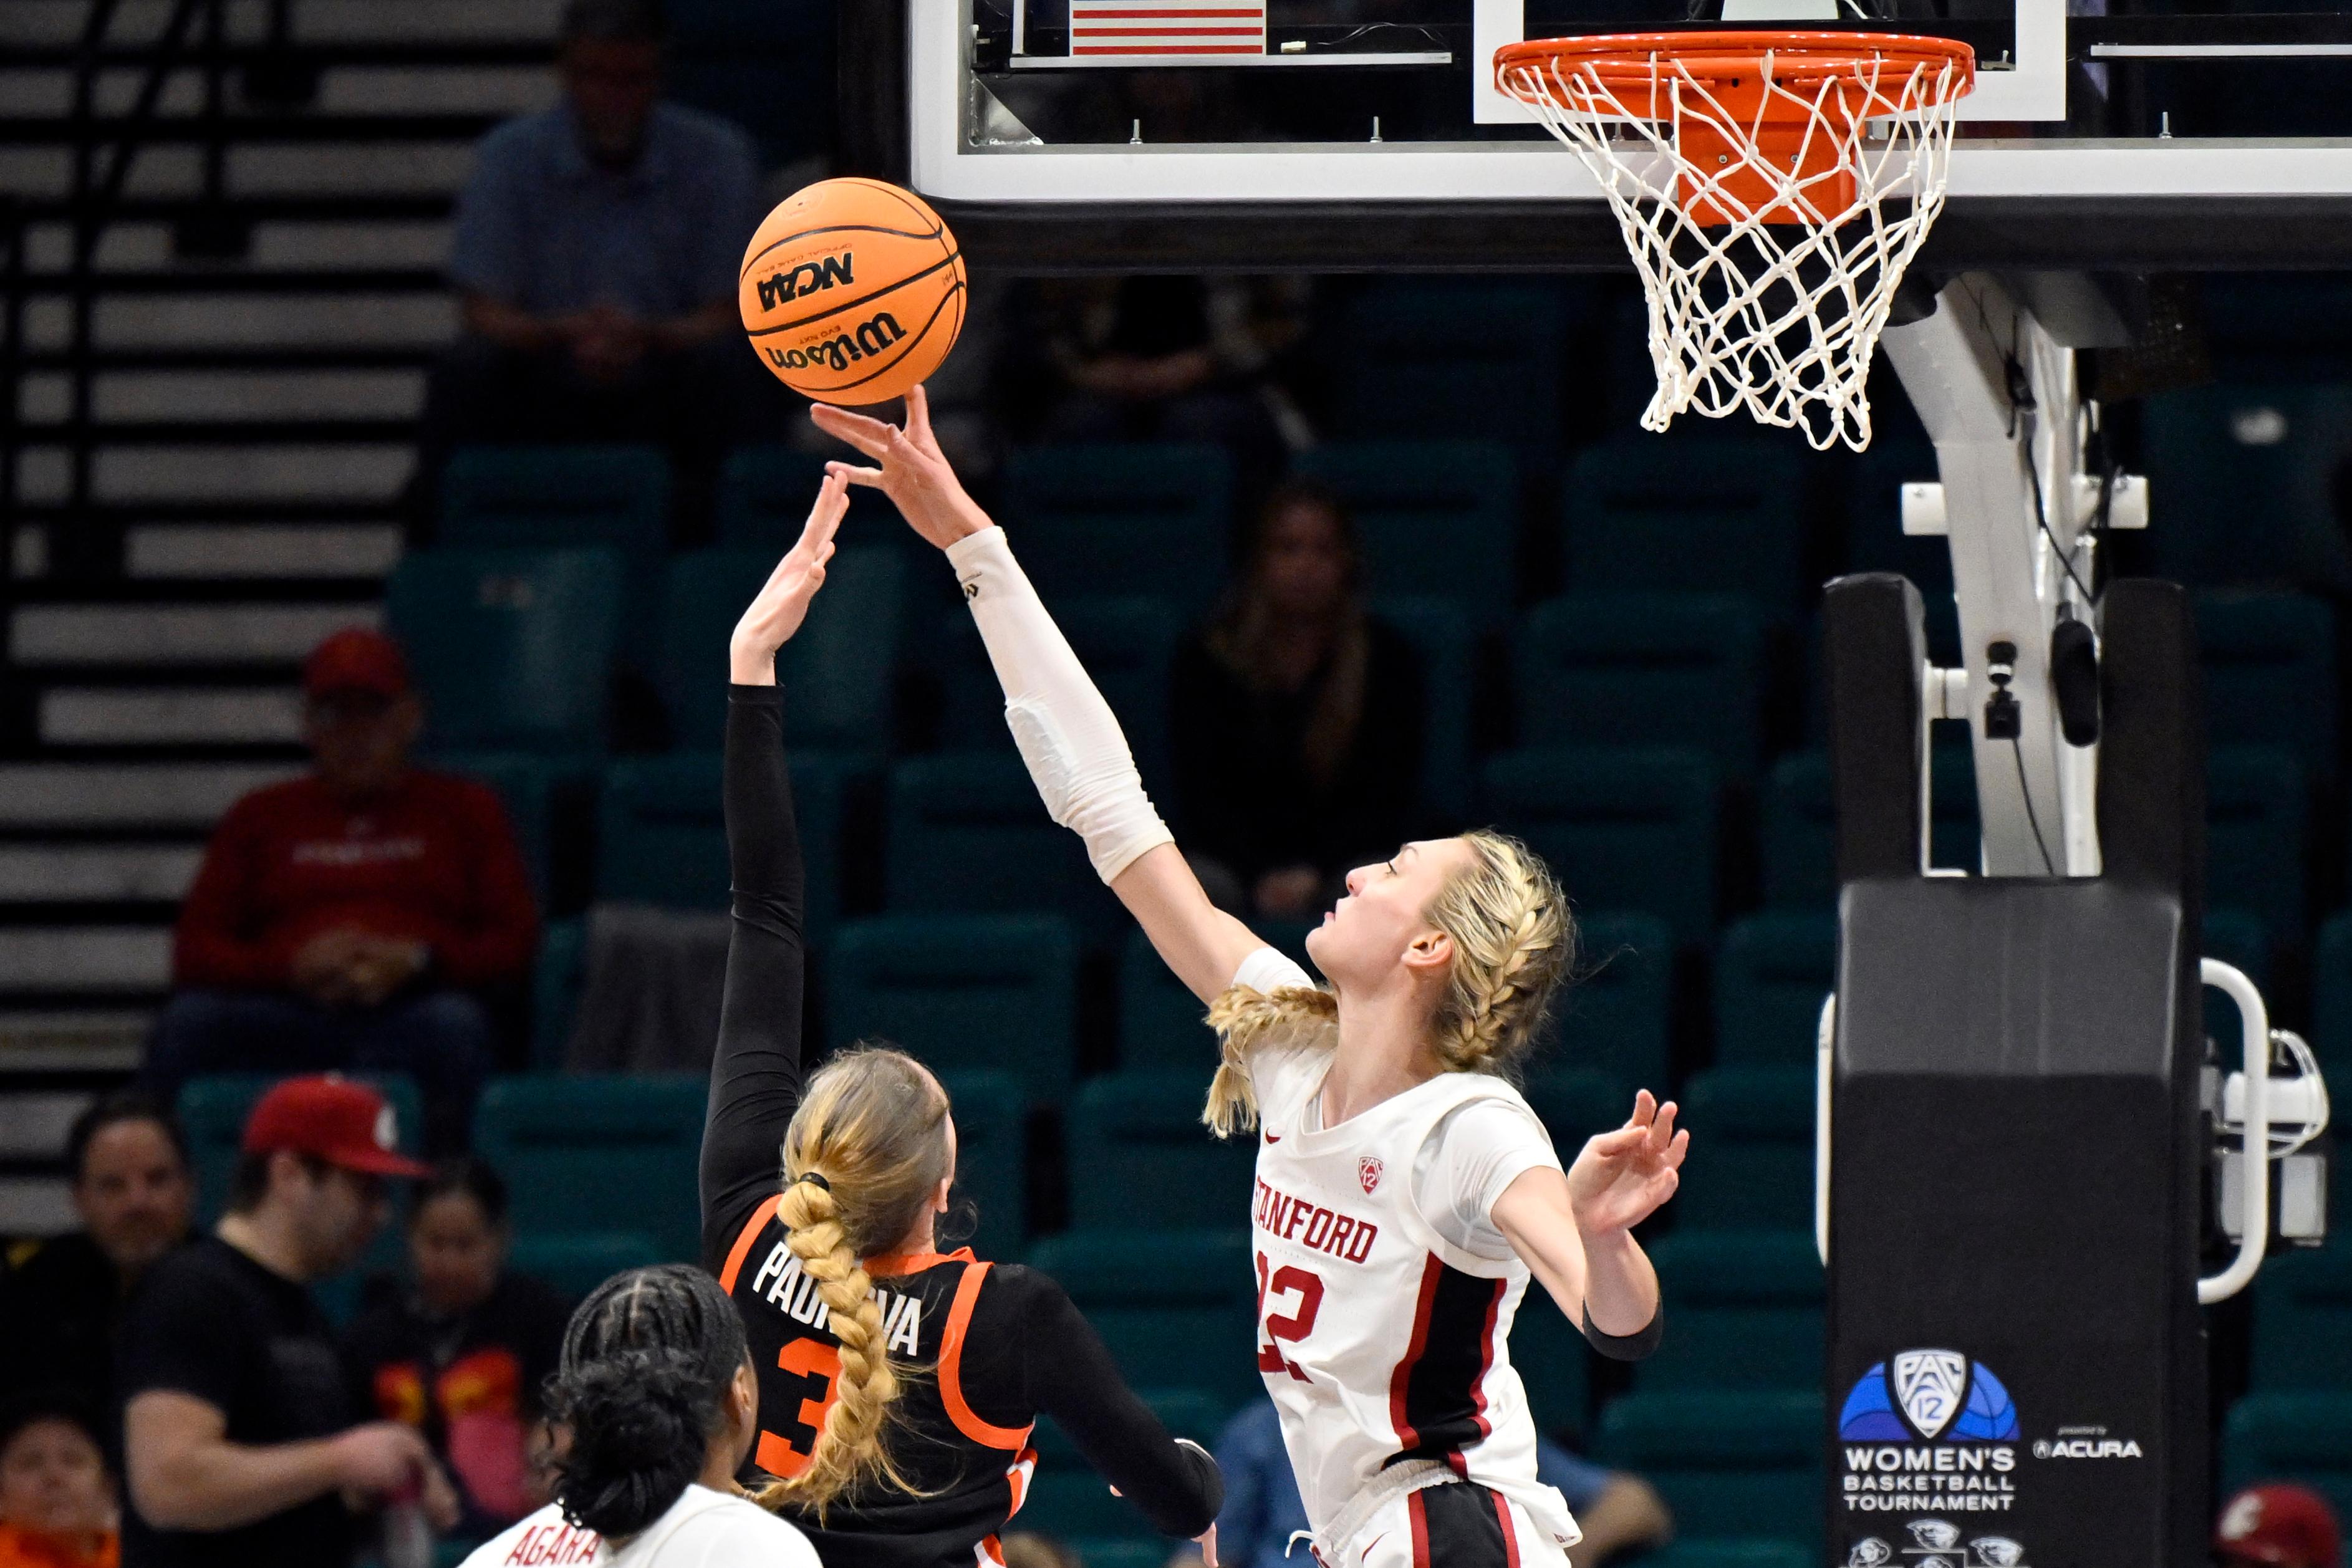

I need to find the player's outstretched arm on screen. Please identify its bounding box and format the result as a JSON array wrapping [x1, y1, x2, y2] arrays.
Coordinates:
[[700, 478, 846, 1268], [815, 388, 1262, 1003], [1492, 1091, 1684, 1352]]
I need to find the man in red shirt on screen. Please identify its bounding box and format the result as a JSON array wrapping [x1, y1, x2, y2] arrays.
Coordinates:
[[144, 629, 537, 1149]]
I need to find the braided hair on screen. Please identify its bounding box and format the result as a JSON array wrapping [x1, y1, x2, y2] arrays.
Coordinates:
[[1202, 830, 1574, 1136], [749, 1047, 950, 1520], [545, 1265, 749, 1539]]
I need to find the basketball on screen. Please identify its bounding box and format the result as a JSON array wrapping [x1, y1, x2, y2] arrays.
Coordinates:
[[738, 176, 966, 407]]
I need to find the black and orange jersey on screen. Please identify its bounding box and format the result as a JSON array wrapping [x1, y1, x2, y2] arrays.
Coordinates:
[[702, 687, 1220, 1568]]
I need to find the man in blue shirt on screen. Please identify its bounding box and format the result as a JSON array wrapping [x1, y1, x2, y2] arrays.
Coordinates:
[[1197, 1402, 1673, 1568], [417, 0, 769, 539]]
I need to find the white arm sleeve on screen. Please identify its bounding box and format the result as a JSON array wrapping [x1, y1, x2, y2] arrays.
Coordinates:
[[945, 527, 1175, 884], [1413, 1098, 1564, 1260]]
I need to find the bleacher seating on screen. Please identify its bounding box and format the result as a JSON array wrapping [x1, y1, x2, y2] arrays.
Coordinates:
[[1333, 281, 1573, 478], [440, 445, 671, 562], [1839, 440, 1952, 597], [2142, 383, 2352, 586], [177, 1072, 425, 1224], [1000, 443, 1234, 610], [1513, 1286, 1594, 1443], [1760, 746, 1980, 907], [663, 545, 904, 755], [1595, 1390, 1827, 1554], [1291, 440, 1520, 625], [1543, 911, 1673, 1089], [2207, 744, 2309, 951], [1119, 930, 1215, 1072], [1646, 1542, 1814, 1568], [1521, 1068, 1634, 1162], [436, 749, 562, 908], [937, 1070, 1029, 1256], [2315, 912, 2352, 1079], [1375, 595, 1478, 820], [388, 546, 625, 756], [472, 1074, 707, 1265], [2221, 1392, 2352, 1526], [1714, 913, 1836, 1067], [1066, 1070, 1257, 1232], [930, 596, 1182, 797], [715, 444, 896, 554], [2198, 589, 2338, 783], [2248, 1243, 2352, 1390], [1642, 1231, 1824, 1390], [826, 915, 1079, 1105], [884, 753, 1119, 941], [507, 1232, 662, 1305], [597, 754, 728, 910], [1674, 1068, 1816, 1232], [1516, 594, 1768, 782], [1026, 1390, 1225, 1541], [1482, 748, 1720, 946], [1561, 438, 1809, 613], [1027, 1229, 1262, 1412]]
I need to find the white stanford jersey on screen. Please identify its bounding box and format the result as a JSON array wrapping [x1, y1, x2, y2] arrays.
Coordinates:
[[1248, 1044, 1582, 1562], [460, 1486, 821, 1568]]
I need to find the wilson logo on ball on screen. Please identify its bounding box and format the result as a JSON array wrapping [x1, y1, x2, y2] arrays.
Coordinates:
[[754, 253, 854, 313], [763, 311, 908, 375]]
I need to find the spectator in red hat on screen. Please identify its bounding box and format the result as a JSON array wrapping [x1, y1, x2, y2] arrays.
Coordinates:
[[2219, 1483, 2344, 1568], [145, 627, 538, 1149], [117, 1077, 460, 1568]]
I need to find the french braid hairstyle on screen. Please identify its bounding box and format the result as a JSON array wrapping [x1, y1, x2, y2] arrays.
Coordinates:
[[545, 1265, 750, 1539], [749, 1047, 952, 1519], [1202, 830, 1575, 1137]]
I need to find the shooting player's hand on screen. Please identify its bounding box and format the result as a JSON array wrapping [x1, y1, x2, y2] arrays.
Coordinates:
[[811, 385, 993, 549]]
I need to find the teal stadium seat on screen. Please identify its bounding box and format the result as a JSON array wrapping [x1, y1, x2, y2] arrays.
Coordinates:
[[2142, 384, 2352, 587], [597, 748, 859, 939], [931, 597, 1181, 799], [532, 916, 589, 1070], [826, 915, 1078, 1106], [1675, 1069, 1816, 1232], [506, 1232, 661, 1306], [1121, 929, 1215, 1072], [1543, 912, 1672, 1089], [440, 445, 670, 561], [663, 546, 904, 755], [176, 1072, 425, 1224], [1025, 1390, 1224, 1542], [1000, 443, 1234, 610], [1839, 441, 1952, 597], [1596, 1390, 1826, 1554], [1521, 1069, 1632, 1160], [2249, 1243, 2352, 1390], [1760, 746, 1978, 907], [1644, 1541, 1813, 1568], [1714, 912, 1836, 1067], [935, 1070, 1028, 1256], [1066, 1071, 1257, 1232], [1374, 596, 1477, 820], [2197, 590, 2337, 783], [715, 445, 897, 554], [1334, 282, 1572, 478], [1510, 1286, 1594, 1444], [1561, 438, 1808, 613], [2203, 279, 2352, 381], [387, 547, 624, 756], [471, 1075, 707, 1264], [885, 753, 1119, 941], [1641, 1231, 1824, 1391], [1516, 594, 1768, 782], [2207, 745, 2308, 951], [1482, 748, 1718, 946], [2222, 1393, 2352, 1526], [1026, 1230, 1261, 1413], [1292, 440, 1520, 626], [2314, 911, 2352, 1080], [429, 750, 561, 908], [663, 0, 832, 166]]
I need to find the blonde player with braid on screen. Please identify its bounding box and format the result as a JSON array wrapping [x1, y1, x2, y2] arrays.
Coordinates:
[[700, 473, 1223, 1568], [818, 390, 1690, 1568]]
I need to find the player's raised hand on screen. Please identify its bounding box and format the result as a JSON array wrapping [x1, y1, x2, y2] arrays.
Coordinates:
[[810, 385, 993, 549], [729, 469, 847, 684], [1565, 1090, 1688, 1236]]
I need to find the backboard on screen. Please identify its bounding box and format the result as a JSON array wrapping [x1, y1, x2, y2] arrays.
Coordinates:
[[847, 0, 2352, 271]]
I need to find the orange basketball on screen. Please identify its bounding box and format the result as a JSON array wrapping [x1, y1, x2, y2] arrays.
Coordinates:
[[738, 177, 965, 407]]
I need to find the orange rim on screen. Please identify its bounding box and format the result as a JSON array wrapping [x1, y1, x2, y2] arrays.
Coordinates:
[[1497, 30, 1975, 97]]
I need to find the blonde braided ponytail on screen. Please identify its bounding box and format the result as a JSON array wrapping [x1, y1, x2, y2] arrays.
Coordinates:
[[1426, 830, 1574, 1078], [1202, 982, 1337, 1137]]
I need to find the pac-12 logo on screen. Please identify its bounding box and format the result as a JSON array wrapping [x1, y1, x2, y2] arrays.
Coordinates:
[[1839, 1350, 2020, 1442], [1357, 1156, 1383, 1195]]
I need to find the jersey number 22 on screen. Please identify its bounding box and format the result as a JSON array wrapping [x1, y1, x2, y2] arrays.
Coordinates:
[[1256, 1251, 1324, 1383]]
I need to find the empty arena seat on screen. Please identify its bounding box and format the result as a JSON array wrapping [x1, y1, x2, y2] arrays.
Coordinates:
[[176, 1072, 423, 1225], [2207, 744, 2308, 949], [1714, 912, 1836, 1067], [1595, 1390, 1826, 1553], [1521, 1068, 1632, 1160], [388, 546, 624, 756], [506, 1232, 662, 1306], [1027, 1230, 1262, 1412], [826, 915, 1078, 1105], [1066, 1070, 1257, 1232], [473, 1075, 708, 1264], [2221, 1392, 2352, 1526], [1374, 595, 1477, 820], [930, 596, 1182, 797], [440, 445, 671, 562], [2314, 911, 2352, 1079], [1674, 1069, 1816, 1231], [1760, 746, 1978, 908], [1481, 747, 1718, 946], [1511, 1284, 1594, 1443], [1559, 438, 1808, 613], [597, 753, 728, 911], [2197, 589, 2338, 782], [1027, 1390, 1225, 1542], [1641, 1231, 1824, 1391], [1291, 440, 1520, 623], [1543, 911, 1672, 1089], [430, 749, 562, 908], [2249, 1244, 2352, 1390], [1000, 443, 1234, 610], [1838, 440, 1952, 597], [1516, 594, 1768, 782], [714, 445, 895, 554], [884, 753, 1119, 941], [2142, 383, 2352, 587], [663, 546, 905, 755], [1333, 281, 1572, 476], [935, 1070, 1028, 1255], [1119, 929, 1214, 1072], [533, 916, 587, 1070]]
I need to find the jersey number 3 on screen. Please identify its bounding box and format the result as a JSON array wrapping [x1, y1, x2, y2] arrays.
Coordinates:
[[756, 1339, 842, 1476], [1255, 1251, 1323, 1383]]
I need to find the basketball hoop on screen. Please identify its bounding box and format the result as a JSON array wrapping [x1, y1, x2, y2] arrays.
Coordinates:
[[1497, 32, 1975, 451]]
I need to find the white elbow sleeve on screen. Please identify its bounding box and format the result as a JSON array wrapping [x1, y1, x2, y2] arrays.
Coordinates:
[[947, 527, 1174, 884]]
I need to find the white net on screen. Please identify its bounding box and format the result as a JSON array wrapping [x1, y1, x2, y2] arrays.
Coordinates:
[[1499, 39, 1970, 451]]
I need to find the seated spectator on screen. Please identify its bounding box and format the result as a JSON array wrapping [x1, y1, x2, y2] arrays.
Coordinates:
[[1193, 1400, 1669, 1568], [2218, 1483, 2341, 1568], [145, 628, 537, 1150], [118, 1076, 456, 1568], [0, 1094, 194, 1423], [341, 1159, 569, 1541], [1170, 481, 1428, 920], [416, 0, 769, 540], [0, 1395, 118, 1568]]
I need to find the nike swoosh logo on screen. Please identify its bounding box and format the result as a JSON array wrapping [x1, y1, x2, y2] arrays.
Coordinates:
[[1265, 1132, 1281, 1143], [1361, 1533, 1389, 1561]]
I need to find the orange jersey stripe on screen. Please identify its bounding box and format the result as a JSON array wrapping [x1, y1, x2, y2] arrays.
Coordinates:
[[718, 1193, 783, 1292], [937, 1261, 1034, 1451]]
